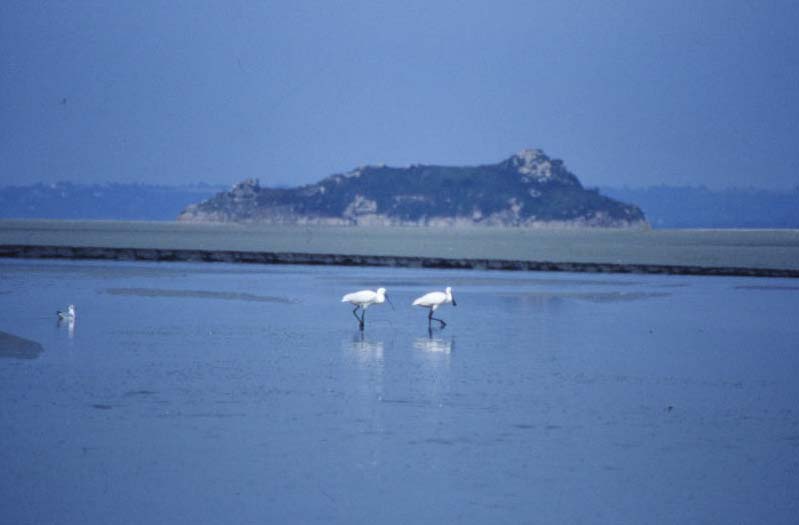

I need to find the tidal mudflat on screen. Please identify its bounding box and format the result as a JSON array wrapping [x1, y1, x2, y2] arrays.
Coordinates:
[[1, 259, 798, 523], [3, 219, 799, 270]]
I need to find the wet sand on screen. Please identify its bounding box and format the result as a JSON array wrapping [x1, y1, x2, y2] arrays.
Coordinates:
[[0, 331, 44, 359], [2, 220, 799, 277]]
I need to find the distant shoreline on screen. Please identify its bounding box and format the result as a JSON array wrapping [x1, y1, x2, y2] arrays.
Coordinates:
[[3, 217, 799, 233], [2, 219, 798, 278], [1, 244, 798, 278]]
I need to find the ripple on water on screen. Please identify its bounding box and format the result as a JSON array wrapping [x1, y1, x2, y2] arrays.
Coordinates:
[[499, 291, 671, 303], [102, 288, 297, 304], [734, 285, 799, 291]]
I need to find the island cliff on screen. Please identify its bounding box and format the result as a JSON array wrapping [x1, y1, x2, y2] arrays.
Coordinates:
[[178, 149, 647, 228]]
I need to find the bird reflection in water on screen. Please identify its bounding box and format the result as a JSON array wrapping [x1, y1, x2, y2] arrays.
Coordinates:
[[413, 330, 454, 354], [346, 331, 384, 365], [57, 317, 76, 339]]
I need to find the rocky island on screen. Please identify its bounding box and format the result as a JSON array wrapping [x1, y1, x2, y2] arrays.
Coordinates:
[[178, 149, 647, 228]]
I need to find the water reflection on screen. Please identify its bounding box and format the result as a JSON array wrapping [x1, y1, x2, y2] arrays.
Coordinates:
[[410, 332, 454, 414], [413, 331, 454, 354], [57, 317, 76, 339], [344, 332, 384, 367]]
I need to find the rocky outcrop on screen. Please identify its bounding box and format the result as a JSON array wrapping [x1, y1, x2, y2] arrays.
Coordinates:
[[178, 149, 648, 228]]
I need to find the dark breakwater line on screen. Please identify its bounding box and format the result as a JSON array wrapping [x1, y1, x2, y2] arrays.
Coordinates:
[[1, 244, 798, 278]]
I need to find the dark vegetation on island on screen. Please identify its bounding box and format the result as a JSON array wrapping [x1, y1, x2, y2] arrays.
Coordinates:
[[178, 149, 646, 227]]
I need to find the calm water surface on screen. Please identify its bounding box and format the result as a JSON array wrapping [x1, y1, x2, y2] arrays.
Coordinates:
[[1, 260, 798, 524]]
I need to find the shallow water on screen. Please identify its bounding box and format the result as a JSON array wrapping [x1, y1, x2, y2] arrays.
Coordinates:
[[1, 259, 798, 524]]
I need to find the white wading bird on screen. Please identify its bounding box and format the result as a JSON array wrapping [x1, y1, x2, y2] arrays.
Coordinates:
[[412, 287, 457, 328], [341, 288, 393, 330], [57, 304, 76, 320]]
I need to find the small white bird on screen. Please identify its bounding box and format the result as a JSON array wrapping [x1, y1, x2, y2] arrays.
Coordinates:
[[412, 287, 457, 328], [57, 304, 76, 320], [341, 288, 393, 329]]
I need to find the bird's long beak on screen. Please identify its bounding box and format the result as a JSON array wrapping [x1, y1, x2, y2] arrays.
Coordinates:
[[386, 294, 395, 310], [452, 296, 457, 306]]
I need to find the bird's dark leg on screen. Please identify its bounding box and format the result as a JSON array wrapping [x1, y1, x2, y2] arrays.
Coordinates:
[[430, 310, 447, 328], [360, 308, 366, 330], [352, 306, 364, 330]]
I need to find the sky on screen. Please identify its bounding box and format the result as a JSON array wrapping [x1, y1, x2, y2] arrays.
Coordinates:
[[1, 0, 798, 190]]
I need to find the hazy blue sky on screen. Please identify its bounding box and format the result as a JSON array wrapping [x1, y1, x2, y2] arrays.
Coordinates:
[[2, 1, 798, 189]]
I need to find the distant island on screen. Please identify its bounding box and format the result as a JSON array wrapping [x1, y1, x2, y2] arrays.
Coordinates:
[[177, 149, 648, 228], [3, 156, 798, 228]]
